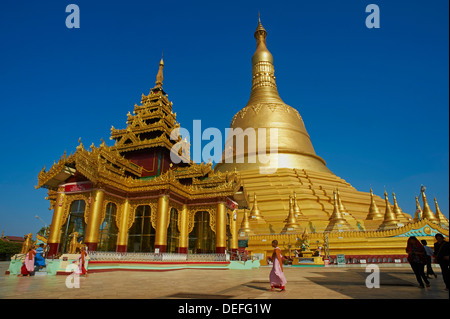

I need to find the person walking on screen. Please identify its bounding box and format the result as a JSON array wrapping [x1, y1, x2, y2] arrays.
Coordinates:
[[269, 240, 287, 291], [421, 240, 437, 279], [77, 245, 88, 277], [433, 233, 449, 291], [406, 236, 430, 288]]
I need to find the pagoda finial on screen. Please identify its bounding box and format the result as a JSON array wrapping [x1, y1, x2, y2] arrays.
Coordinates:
[[249, 193, 265, 223], [414, 196, 422, 222], [325, 191, 352, 231], [293, 191, 301, 216], [246, 14, 284, 106], [330, 191, 345, 222], [378, 191, 399, 230], [421, 188, 438, 222], [239, 209, 253, 235], [366, 188, 383, 220], [392, 192, 405, 221], [337, 189, 348, 215], [282, 195, 300, 233], [434, 197, 449, 227], [155, 55, 164, 88]]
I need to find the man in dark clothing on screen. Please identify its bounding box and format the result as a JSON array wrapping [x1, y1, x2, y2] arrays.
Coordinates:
[[433, 233, 449, 291]]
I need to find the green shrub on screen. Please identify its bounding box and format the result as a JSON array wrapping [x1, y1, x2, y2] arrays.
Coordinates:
[[0, 241, 22, 261]]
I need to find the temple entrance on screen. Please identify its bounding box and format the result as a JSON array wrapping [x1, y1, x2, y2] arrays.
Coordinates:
[[188, 211, 216, 254], [98, 202, 119, 251], [127, 205, 155, 252], [166, 208, 180, 253], [60, 200, 86, 253]]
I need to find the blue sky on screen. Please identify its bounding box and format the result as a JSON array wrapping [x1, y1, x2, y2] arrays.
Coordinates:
[[0, 0, 448, 236]]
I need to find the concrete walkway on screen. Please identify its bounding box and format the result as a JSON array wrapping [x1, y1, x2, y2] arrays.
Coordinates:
[[1, 261, 447, 299]]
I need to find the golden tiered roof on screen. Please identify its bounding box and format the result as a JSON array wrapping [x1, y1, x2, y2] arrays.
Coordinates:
[[36, 59, 246, 208], [110, 59, 185, 157], [36, 140, 242, 199]]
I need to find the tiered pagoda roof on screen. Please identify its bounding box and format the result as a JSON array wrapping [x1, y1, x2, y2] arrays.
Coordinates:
[[36, 58, 248, 209]]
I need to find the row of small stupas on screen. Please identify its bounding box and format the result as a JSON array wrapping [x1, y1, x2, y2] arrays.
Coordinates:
[[239, 188, 449, 236]]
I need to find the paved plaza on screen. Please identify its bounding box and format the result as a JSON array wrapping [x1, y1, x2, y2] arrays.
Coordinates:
[[0, 261, 448, 300]]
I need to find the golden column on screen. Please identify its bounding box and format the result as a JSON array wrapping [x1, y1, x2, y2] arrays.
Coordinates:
[[85, 189, 105, 251], [216, 202, 227, 254], [230, 209, 239, 258], [116, 198, 131, 252], [155, 195, 169, 253], [47, 189, 66, 257], [178, 204, 189, 254]]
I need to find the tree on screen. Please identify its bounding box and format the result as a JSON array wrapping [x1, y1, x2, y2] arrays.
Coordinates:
[[0, 240, 22, 261]]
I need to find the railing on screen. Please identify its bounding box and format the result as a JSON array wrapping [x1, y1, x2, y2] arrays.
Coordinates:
[[88, 251, 228, 262]]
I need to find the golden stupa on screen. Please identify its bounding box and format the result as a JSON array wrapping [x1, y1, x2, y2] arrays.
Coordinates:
[[215, 18, 401, 234], [215, 18, 448, 261]]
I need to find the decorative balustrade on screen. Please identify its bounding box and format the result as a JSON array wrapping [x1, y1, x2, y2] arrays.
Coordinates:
[[88, 251, 228, 262]]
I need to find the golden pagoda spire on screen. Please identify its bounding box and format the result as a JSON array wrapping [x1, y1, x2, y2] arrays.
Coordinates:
[[329, 191, 346, 222], [421, 189, 438, 222], [392, 192, 407, 222], [414, 196, 422, 222], [325, 191, 352, 231], [282, 195, 300, 233], [154, 55, 164, 88], [378, 191, 399, 230], [249, 193, 265, 223], [434, 197, 449, 227], [293, 191, 301, 217], [337, 189, 348, 215], [239, 209, 253, 235], [246, 16, 284, 106], [366, 188, 383, 220]]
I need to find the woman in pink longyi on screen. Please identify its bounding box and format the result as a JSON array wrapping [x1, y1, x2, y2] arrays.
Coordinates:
[[18, 248, 36, 277], [269, 240, 287, 291]]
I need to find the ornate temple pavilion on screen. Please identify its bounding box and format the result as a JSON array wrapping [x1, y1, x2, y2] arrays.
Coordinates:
[[36, 58, 247, 258], [36, 18, 448, 262]]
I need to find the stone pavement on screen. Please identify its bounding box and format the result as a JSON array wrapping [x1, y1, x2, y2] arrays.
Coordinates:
[[0, 261, 448, 299]]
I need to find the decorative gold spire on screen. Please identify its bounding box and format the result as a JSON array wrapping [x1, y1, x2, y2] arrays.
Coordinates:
[[282, 195, 300, 233], [239, 209, 253, 235], [325, 191, 352, 231], [378, 191, 399, 230], [337, 189, 348, 215], [247, 16, 283, 106], [421, 190, 438, 222], [392, 192, 407, 222], [414, 196, 422, 222], [434, 197, 449, 227], [293, 191, 301, 217], [249, 193, 265, 223], [366, 188, 383, 220], [329, 191, 346, 222], [155, 56, 164, 88]]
